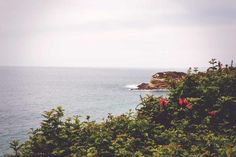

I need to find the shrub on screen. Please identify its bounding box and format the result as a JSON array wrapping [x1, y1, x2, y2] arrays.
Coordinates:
[[9, 59, 236, 157]]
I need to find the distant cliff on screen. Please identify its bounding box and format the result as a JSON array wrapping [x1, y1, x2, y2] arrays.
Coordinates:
[[137, 71, 186, 90]]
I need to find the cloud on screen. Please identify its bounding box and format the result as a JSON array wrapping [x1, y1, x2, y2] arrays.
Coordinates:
[[0, 0, 235, 68]]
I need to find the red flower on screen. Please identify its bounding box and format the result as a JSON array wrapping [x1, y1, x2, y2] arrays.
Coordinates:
[[159, 98, 164, 109], [208, 111, 217, 118], [186, 103, 192, 110], [159, 98, 168, 109], [164, 99, 168, 106], [178, 98, 183, 106], [183, 98, 188, 105]]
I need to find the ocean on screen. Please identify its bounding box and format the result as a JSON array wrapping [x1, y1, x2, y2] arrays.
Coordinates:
[[0, 67, 183, 155]]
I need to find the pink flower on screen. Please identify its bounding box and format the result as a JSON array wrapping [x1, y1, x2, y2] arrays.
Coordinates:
[[186, 103, 192, 110], [208, 111, 217, 118], [178, 98, 183, 106], [183, 98, 188, 105]]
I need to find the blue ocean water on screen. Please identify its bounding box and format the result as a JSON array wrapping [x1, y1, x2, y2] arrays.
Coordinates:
[[0, 67, 182, 155]]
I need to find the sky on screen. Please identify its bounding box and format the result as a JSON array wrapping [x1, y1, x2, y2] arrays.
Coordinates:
[[0, 0, 235, 68]]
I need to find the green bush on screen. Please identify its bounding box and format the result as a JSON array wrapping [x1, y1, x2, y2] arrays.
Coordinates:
[[9, 59, 236, 157]]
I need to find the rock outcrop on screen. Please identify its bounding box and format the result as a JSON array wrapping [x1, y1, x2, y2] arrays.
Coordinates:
[[137, 71, 186, 90]]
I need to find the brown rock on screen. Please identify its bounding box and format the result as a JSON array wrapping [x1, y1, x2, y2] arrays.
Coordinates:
[[137, 71, 186, 90]]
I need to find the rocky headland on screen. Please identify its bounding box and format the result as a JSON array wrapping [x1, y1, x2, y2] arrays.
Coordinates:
[[136, 71, 186, 90]]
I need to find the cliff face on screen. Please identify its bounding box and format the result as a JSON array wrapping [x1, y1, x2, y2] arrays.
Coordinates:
[[137, 71, 186, 90]]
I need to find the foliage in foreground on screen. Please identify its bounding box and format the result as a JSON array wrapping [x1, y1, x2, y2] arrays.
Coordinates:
[[7, 59, 236, 157]]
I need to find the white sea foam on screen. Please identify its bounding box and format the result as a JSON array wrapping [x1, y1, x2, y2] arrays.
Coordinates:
[[125, 84, 168, 92], [125, 84, 138, 89], [131, 89, 168, 92]]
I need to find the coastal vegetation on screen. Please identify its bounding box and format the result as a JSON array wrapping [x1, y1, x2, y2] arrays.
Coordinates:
[[7, 59, 236, 157]]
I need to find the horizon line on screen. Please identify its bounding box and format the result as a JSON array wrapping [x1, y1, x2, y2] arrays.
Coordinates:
[[0, 65, 207, 70]]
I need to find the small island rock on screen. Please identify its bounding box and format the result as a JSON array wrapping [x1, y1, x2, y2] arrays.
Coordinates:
[[137, 71, 186, 90]]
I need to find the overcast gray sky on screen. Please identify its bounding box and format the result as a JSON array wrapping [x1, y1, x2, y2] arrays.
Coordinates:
[[0, 0, 235, 68]]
